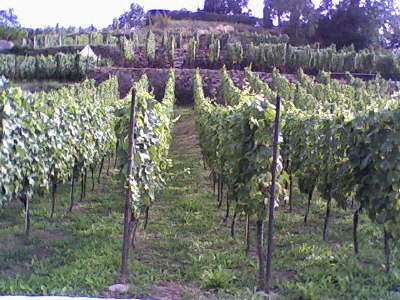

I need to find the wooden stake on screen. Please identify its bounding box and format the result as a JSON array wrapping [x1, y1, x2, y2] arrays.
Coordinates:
[[265, 95, 281, 293], [121, 90, 138, 283]]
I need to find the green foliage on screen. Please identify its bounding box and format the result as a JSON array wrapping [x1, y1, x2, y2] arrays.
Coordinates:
[[119, 36, 134, 60], [167, 34, 175, 65], [186, 38, 197, 67], [145, 30, 156, 62], [317, 4, 380, 50], [0, 25, 27, 41], [240, 33, 290, 45], [0, 53, 95, 80], [203, 0, 249, 15], [220, 66, 245, 106], [226, 42, 243, 67], [114, 69, 175, 218], [346, 109, 400, 235], [208, 39, 220, 65], [162, 31, 168, 49], [0, 77, 119, 207], [201, 265, 235, 289], [176, 31, 183, 49], [194, 68, 283, 220], [0, 8, 19, 27], [246, 66, 400, 244], [114, 2, 145, 29], [244, 66, 276, 100], [131, 32, 140, 49], [197, 37, 400, 75]]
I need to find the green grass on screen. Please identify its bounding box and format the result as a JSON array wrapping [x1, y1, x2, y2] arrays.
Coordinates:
[[0, 106, 400, 299]]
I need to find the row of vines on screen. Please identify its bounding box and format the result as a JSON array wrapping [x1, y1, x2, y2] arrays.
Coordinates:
[[0, 66, 176, 282], [0, 53, 98, 80], [0, 76, 120, 233], [188, 39, 400, 75], [193, 66, 400, 292], [14, 29, 400, 78], [26, 31, 119, 49], [194, 67, 282, 291], [118, 69, 176, 281]]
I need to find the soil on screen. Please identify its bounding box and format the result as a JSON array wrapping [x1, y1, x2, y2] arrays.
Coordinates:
[[149, 280, 200, 300]]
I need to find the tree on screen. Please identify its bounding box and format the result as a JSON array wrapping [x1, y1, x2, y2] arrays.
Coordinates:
[[203, 0, 249, 15], [263, 0, 316, 44], [263, 0, 273, 28], [317, 7, 377, 50], [0, 8, 27, 42], [367, 0, 400, 48], [0, 8, 19, 27], [384, 14, 400, 48], [318, 0, 334, 14], [267, 0, 315, 27], [316, 0, 398, 50], [113, 2, 145, 29]]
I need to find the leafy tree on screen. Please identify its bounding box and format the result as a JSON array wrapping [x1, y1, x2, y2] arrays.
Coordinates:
[[0, 8, 19, 27], [384, 14, 400, 48], [316, 0, 392, 50], [203, 0, 249, 15], [0, 8, 27, 42], [368, 0, 400, 48], [263, 0, 273, 28], [0, 26, 27, 41], [264, 0, 315, 27], [318, 0, 334, 14], [113, 2, 145, 29], [263, 0, 317, 44]]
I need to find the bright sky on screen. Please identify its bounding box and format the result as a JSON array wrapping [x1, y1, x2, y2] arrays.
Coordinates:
[[0, 0, 286, 28], [0, 0, 398, 29]]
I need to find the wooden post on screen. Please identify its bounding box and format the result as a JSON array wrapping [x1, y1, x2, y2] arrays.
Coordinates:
[[21, 194, 30, 236], [384, 229, 391, 273], [323, 192, 332, 241], [120, 90, 138, 283], [69, 164, 76, 212], [353, 205, 361, 255], [50, 170, 58, 219], [265, 95, 281, 293]]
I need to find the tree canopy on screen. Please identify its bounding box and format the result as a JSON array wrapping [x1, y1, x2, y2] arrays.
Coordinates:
[[0, 8, 27, 42], [263, 0, 400, 49], [111, 2, 145, 30], [203, 0, 249, 15], [0, 9, 19, 27]]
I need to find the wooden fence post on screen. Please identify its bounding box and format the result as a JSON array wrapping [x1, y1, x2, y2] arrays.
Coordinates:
[[265, 95, 281, 293], [121, 89, 138, 283]]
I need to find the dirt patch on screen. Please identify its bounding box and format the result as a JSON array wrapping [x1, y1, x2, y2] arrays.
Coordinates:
[[35, 229, 68, 242], [0, 264, 27, 279], [273, 270, 298, 282], [149, 280, 200, 300], [70, 202, 90, 213], [1, 236, 19, 250]]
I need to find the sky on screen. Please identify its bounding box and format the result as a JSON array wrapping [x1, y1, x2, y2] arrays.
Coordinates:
[[0, 0, 398, 29], [0, 0, 284, 29]]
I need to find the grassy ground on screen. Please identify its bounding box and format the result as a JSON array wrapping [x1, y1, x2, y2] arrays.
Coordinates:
[[1, 106, 400, 299]]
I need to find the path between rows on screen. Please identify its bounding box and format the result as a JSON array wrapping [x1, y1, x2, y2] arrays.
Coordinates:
[[131, 106, 254, 299]]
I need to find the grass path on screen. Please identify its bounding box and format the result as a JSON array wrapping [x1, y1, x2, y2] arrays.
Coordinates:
[[132, 106, 256, 299]]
